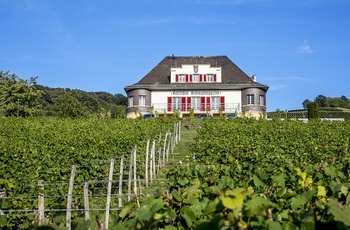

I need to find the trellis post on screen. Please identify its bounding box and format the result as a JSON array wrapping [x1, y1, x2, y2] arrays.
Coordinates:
[[105, 158, 114, 229], [66, 165, 76, 230]]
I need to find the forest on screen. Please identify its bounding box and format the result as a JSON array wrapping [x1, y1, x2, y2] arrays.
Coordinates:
[[0, 71, 127, 118]]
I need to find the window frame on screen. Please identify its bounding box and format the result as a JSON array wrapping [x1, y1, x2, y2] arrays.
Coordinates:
[[247, 94, 254, 105], [211, 96, 220, 111], [138, 95, 146, 106], [179, 75, 185, 83], [192, 97, 201, 111], [172, 97, 182, 110], [259, 95, 265, 106], [129, 96, 134, 107]]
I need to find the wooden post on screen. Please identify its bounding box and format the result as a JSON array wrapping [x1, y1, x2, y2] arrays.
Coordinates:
[[38, 180, 44, 225], [171, 132, 175, 158], [145, 140, 150, 187], [179, 121, 181, 142], [0, 189, 5, 215], [163, 133, 168, 166], [133, 146, 138, 202], [66, 165, 76, 230], [105, 158, 115, 230], [118, 155, 124, 208], [157, 148, 161, 173], [138, 175, 142, 196], [127, 150, 133, 202], [152, 140, 156, 178], [166, 136, 171, 163], [83, 182, 90, 230], [150, 140, 154, 183]]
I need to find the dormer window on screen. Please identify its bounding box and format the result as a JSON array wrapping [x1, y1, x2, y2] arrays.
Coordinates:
[[207, 74, 213, 82]]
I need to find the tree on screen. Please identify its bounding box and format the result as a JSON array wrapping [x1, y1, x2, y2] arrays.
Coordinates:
[[302, 99, 311, 109], [0, 71, 42, 117], [54, 91, 87, 118], [314, 95, 329, 107], [307, 102, 319, 120]]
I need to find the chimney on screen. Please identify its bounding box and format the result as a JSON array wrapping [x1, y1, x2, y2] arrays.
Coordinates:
[[252, 74, 257, 82]]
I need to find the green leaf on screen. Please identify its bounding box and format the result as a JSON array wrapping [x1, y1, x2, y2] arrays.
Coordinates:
[[290, 190, 316, 209], [253, 175, 265, 187], [327, 200, 350, 226], [300, 220, 315, 230], [204, 197, 224, 215], [324, 166, 338, 179], [268, 221, 283, 230], [181, 206, 196, 228], [0, 215, 7, 227], [149, 199, 165, 213], [282, 222, 298, 230], [178, 177, 190, 186], [273, 174, 285, 188], [119, 202, 135, 219], [245, 196, 275, 216], [220, 192, 244, 211], [282, 189, 297, 199]]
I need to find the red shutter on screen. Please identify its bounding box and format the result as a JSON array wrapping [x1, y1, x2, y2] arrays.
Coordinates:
[[175, 75, 179, 82], [203, 74, 207, 82], [190, 74, 193, 82], [199, 74, 203, 82], [167, 97, 172, 112], [200, 97, 206, 111], [220, 96, 225, 111], [206, 97, 210, 111], [187, 97, 191, 111], [186, 74, 189, 82], [181, 97, 186, 111], [214, 74, 217, 82]]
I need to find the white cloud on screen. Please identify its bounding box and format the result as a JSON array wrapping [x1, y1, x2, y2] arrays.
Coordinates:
[[297, 40, 313, 54]]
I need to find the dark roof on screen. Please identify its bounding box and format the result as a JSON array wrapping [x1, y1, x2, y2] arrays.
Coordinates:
[[125, 55, 268, 91]]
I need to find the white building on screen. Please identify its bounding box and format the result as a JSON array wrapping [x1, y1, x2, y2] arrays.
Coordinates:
[[124, 56, 269, 118]]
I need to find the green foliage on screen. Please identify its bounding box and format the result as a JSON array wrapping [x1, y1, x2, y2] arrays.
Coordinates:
[[0, 117, 176, 229], [36, 85, 127, 118], [0, 71, 42, 117], [118, 119, 350, 229], [305, 95, 350, 109], [3, 118, 350, 229], [307, 102, 320, 119], [54, 91, 87, 118]]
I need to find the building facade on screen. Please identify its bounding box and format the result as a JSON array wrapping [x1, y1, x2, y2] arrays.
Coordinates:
[[124, 56, 269, 118]]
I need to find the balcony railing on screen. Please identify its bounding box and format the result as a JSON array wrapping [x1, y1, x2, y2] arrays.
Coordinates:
[[151, 103, 241, 113]]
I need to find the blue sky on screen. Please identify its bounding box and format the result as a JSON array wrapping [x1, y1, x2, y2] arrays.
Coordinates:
[[1, 0, 349, 111]]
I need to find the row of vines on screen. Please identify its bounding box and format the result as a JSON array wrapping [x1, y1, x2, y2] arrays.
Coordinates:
[[117, 119, 350, 230], [0, 117, 178, 229]]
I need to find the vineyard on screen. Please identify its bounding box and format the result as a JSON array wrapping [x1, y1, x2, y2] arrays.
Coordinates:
[[116, 118, 350, 230], [1, 118, 350, 229], [0, 117, 179, 229]]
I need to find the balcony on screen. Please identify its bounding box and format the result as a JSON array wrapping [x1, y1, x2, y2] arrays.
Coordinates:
[[152, 103, 240, 114]]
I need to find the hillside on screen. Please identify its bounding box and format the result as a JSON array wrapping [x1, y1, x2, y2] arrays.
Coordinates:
[[36, 85, 127, 118]]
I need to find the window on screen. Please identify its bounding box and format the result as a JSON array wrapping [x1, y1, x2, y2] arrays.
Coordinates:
[[207, 74, 214, 82], [193, 74, 199, 82], [129, 96, 134, 107], [139, 95, 145, 106], [211, 97, 220, 111], [179, 75, 185, 83], [247, 94, 254, 105], [192, 97, 200, 111], [259, 95, 265, 106], [172, 97, 181, 110]]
